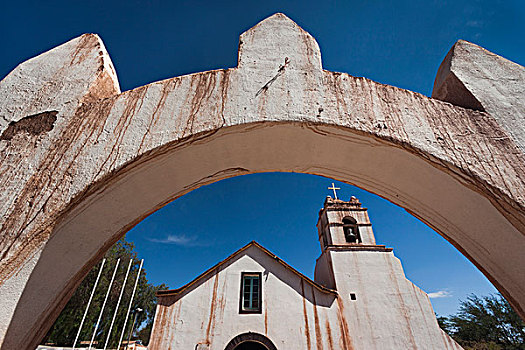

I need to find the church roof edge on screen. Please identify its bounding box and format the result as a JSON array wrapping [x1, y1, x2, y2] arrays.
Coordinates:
[[157, 241, 337, 298]]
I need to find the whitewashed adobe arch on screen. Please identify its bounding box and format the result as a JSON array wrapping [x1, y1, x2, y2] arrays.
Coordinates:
[[0, 13, 524, 350]]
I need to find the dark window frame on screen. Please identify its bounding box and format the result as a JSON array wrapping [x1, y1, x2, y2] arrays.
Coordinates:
[[239, 272, 263, 314]]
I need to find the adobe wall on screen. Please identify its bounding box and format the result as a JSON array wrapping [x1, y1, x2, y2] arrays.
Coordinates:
[[149, 244, 463, 349], [149, 246, 342, 350], [328, 248, 463, 349]]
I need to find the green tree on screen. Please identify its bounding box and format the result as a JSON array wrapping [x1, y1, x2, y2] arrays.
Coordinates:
[[439, 294, 525, 350], [43, 237, 166, 347]]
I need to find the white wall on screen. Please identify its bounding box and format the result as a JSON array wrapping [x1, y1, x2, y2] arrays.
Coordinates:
[[150, 244, 462, 349], [149, 246, 343, 350], [327, 248, 463, 349]]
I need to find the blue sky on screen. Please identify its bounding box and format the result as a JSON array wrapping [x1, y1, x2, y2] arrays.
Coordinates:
[[129, 174, 498, 316], [2, 0, 524, 317]]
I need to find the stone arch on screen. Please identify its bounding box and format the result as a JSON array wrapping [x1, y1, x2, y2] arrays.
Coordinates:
[[0, 13, 524, 350], [224, 332, 277, 350]]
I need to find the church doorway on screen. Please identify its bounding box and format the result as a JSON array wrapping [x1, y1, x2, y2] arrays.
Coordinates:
[[232, 341, 269, 350], [224, 333, 277, 350]]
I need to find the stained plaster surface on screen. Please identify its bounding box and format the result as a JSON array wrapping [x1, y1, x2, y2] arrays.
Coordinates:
[[0, 13, 523, 350], [325, 248, 463, 349], [149, 242, 462, 349], [150, 245, 339, 350], [433, 40, 525, 152]]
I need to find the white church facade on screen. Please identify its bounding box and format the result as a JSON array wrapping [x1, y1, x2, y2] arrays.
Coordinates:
[[149, 196, 463, 350]]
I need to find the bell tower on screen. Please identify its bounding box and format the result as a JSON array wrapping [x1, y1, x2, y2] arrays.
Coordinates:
[[314, 188, 389, 290], [317, 195, 376, 251]]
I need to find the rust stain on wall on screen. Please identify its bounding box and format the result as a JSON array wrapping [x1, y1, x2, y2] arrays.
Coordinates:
[[138, 78, 179, 152], [183, 71, 218, 137], [215, 272, 227, 332], [301, 279, 312, 350], [170, 300, 183, 348], [409, 282, 435, 340], [385, 255, 417, 348], [264, 303, 268, 335], [205, 272, 220, 344], [0, 94, 118, 284], [149, 295, 183, 350], [218, 70, 231, 127], [311, 285, 324, 350], [325, 320, 334, 350], [148, 304, 165, 350], [69, 34, 96, 66], [336, 296, 355, 350], [94, 85, 148, 180], [84, 70, 118, 102]]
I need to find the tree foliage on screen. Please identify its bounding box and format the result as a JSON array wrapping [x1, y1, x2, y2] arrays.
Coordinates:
[[43, 237, 166, 347], [439, 294, 525, 350]]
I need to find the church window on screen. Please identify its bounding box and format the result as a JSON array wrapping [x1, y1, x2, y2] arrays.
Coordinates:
[[350, 293, 357, 300], [342, 217, 361, 243], [240, 272, 262, 313]]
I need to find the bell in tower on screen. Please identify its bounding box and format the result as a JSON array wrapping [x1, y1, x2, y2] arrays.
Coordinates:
[[316, 188, 376, 251], [342, 216, 360, 243]]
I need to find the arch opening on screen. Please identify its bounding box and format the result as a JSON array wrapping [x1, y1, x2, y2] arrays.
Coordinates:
[[225, 333, 277, 350], [2, 122, 524, 350], [231, 341, 269, 350], [42, 172, 502, 348]]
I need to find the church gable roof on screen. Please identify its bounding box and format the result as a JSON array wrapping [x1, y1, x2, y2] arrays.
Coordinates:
[[157, 241, 337, 297]]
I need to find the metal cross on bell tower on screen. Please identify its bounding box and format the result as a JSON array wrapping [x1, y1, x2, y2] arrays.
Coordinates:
[[328, 183, 341, 200]]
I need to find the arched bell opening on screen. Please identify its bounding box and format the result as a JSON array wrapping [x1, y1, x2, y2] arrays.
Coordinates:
[[342, 216, 361, 244]]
